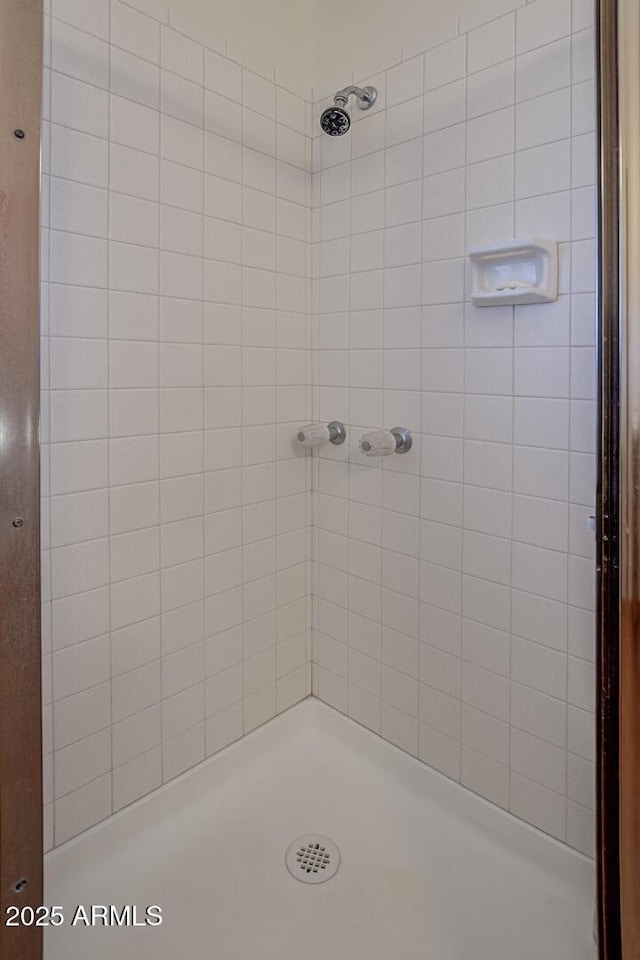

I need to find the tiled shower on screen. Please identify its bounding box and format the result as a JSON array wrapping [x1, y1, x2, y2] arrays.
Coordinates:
[[40, 0, 595, 867]]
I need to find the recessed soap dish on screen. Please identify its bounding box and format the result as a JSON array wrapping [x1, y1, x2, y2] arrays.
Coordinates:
[[469, 237, 558, 307]]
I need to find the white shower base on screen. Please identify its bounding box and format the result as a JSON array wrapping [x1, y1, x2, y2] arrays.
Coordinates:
[[44, 698, 594, 960]]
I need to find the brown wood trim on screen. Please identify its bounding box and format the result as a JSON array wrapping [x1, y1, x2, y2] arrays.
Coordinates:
[[0, 1, 44, 958], [596, 0, 622, 957], [620, 604, 640, 957]]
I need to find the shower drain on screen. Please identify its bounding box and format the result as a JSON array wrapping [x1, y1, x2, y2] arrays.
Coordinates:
[[285, 835, 341, 884]]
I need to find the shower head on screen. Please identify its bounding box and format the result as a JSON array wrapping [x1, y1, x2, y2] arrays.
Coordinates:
[[320, 85, 377, 136], [320, 104, 351, 136]]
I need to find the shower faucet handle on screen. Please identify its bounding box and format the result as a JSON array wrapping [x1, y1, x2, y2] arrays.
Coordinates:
[[296, 421, 347, 448], [359, 427, 412, 456]]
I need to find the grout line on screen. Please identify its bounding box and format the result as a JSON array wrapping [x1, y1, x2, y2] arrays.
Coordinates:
[[155, 35, 165, 785], [105, 0, 114, 828], [239, 62, 247, 734], [43, 12, 56, 846], [506, 11, 517, 814], [199, 44, 207, 757], [564, 0, 575, 843], [457, 33, 469, 785], [416, 55, 428, 764]]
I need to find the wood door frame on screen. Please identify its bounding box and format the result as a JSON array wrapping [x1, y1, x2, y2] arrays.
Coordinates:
[[0, 1, 44, 958]]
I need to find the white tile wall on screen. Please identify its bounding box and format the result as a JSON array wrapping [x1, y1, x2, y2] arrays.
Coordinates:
[[41, 0, 312, 848], [311, 0, 596, 857], [40, 0, 596, 860]]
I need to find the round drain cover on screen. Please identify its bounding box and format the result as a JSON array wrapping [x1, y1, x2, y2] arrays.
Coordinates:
[[285, 835, 341, 884]]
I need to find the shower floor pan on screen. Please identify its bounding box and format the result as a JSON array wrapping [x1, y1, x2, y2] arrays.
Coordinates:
[[44, 698, 594, 960]]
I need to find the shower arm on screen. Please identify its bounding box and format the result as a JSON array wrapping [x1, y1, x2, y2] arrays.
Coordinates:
[[333, 85, 377, 109]]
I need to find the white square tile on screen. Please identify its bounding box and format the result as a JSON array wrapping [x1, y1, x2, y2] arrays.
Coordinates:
[[511, 727, 566, 794], [512, 681, 566, 747], [516, 0, 571, 55], [51, 229, 107, 287], [244, 108, 276, 156], [515, 139, 571, 199], [52, 20, 109, 89], [510, 772, 566, 840], [244, 70, 276, 119], [514, 347, 570, 398], [516, 38, 571, 103], [467, 14, 515, 75], [513, 445, 568, 500], [52, 633, 110, 700], [111, 144, 159, 202], [162, 115, 204, 170], [110, 387, 159, 438], [110, 481, 160, 534], [423, 213, 465, 262], [424, 37, 466, 92], [50, 488, 109, 549], [515, 191, 570, 243], [516, 88, 571, 151], [387, 56, 424, 108], [423, 169, 465, 219], [513, 397, 569, 449], [465, 348, 513, 395], [386, 98, 424, 149], [50, 389, 108, 443], [462, 617, 509, 676], [467, 60, 515, 120], [161, 25, 203, 84], [111, 1, 160, 63], [465, 396, 513, 444], [512, 634, 567, 699], [466, 155, 514, 209], [350, 152, 384, 199], [111, 193, 159, 248], [384, 180, 422, 228], [112, 96, 160, 156], [423, 125, 465, 177], [512, 541, 568, 602], [351, 113, 385, 160], [110, 242, 158, 295], [462, 704, 509, 765], [50, 125, 108, 188], [463, 485, 511, 540], [386, 139, 423, 187], [50, 337, 108, 390], [461, 660, 509, 719], [205, 50, 242, 101], [205, 91, 243, 142], [52, 0, 109, 39], [466, 108, 514, 164], [112, 48, 160, 111]]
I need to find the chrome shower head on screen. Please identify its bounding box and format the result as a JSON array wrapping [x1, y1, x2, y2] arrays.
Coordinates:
[[319, 85, 377, 136], [320, 104, 351, 136]]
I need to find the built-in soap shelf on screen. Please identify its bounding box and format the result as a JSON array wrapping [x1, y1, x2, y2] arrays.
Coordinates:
[[469, 237, 558, 307]]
